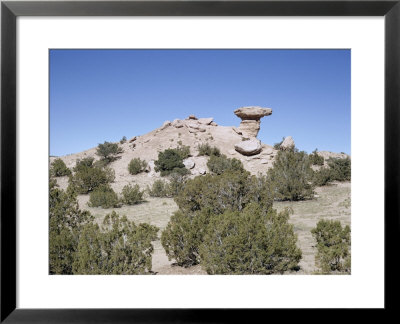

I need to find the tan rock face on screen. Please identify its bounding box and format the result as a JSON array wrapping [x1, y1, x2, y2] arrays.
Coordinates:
[[237, 120, 260, 138], [234, 139, 262, 156], [280, 136, 295, 150], [234, 106, 272, 138]]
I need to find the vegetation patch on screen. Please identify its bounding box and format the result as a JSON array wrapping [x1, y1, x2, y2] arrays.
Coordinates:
[[50, 158, 71, 177], [88, 184, 120, 208], [311, 219, 351, 273], [96, 141, 123, 164], [128, 158, 147, 175], [267, 148, 315, 201], [197, 143, 221, 157], [154, 147, 190, 177], [50, 181, 159, 274], [207, 154, 244, 175], [121, 184, 145, 205], [68, 157, 115, 194]]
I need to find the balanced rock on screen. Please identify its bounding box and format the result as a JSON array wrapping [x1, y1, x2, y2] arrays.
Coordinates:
[[280, 136, 295, 150], [187, 115, 198, 120], [234, 139, 262, 156], [234, 106, 272, 138]]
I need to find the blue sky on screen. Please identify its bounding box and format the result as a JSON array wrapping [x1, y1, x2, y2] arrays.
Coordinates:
[[50, 49, 350, 156]]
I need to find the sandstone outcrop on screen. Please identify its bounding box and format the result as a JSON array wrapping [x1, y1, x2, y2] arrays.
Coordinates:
[[280, 136, 295, 150], [198, 117, 214, 125], [234, 106, 272, 138], [234, 139, 262, 156], [183, 158, 195, 169]]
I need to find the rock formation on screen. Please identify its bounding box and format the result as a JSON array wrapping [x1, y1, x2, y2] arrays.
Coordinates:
[[234, 139, 262, 156], [233, 106, 272, 156], [280, 136, 295, 150], [234, 106, 272, 138]]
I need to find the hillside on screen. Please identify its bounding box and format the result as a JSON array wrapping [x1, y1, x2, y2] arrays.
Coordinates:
[[50, 108, 350, 275], [50, 112, 348, 193]]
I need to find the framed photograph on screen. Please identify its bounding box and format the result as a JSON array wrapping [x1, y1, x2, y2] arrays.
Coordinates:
[[1, 0, 399, 322]]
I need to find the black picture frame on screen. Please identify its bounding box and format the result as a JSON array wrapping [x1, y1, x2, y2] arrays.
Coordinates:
[[1, 0, 399, 322]]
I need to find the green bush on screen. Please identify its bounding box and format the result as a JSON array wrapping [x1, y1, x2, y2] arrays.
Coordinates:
[[73, 157, 95, 171], [311, 220, 351, 273], [197, 143, 221, 157], [207, 154, 244, 175], [313, 167, 334, 187], [50, 182, 159, 275], [161, 171, 276, 267], [200, 204, 302, 274], [120, 136, 127, 144], [161, 209, 209, 266], [128, 158, 147, 175], [88, 184, 120, 208], [176, 145, 191, 160], [49, 181, 93, 274], [69, 160, 115, 194], [327, 157, 351, 181], [312, 157, 351, 187], [73, 211, 159, 275], [154, 148, 190, 177], [268, 149, 315, 201], [147, 179, 170, 197], [121, 184, 144, 205], [309, 149, 324, 166], [167, 172, 186, 197], [50, 158, 71, 177], [96, 141, 123, 163]]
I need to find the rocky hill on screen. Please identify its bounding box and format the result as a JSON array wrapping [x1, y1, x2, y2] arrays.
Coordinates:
[[50, 106, 348, 193]]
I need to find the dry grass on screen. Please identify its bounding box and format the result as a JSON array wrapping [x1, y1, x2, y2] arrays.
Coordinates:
[[273, 181, 351, 274]]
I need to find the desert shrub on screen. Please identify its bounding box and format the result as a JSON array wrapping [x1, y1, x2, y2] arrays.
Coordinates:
[[49, 181, 93, 274], [50, 158, 71, 177], [197, 143, 221, 157], [88, 184, 120, 208], [73, 157, 95, 171], [309, 149, 324, 166], [313, 167, 334, 186], [69, 161, 115, 194], [161, 209, 209, 266], [207, 154, 244, 175], [121, 184, 144, 205], [311, 220, 351, 273], [267, 149, 314, 201], [176, 144, 191, 160], [96, 141, 123, 163], [50, 181, 158, 275], [200, 204, 302, 274], [154, 148, 190, 177], [73, 211, 159, 274], [147, 179, 170, 197], [167, 172, 186, 197], [120, 136, 127, 144], [327, 157, 351, 182], [161, 171, 276, 267], [128, 158, 147, 175]]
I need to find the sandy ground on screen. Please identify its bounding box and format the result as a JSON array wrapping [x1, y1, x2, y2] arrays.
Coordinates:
[[68, 181, 351, 275]]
